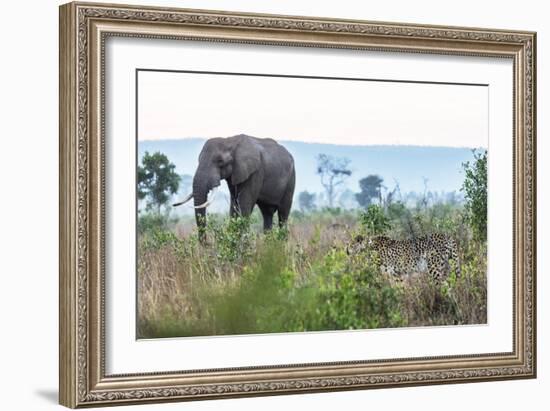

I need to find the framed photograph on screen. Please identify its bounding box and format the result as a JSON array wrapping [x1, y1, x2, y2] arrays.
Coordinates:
[[59, 2, 536, 408]]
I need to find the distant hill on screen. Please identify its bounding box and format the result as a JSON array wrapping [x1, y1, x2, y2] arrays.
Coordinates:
[[138, 138, 479, 214]]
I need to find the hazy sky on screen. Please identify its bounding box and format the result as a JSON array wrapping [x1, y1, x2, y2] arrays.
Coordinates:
[[137, 70, 488, 148]]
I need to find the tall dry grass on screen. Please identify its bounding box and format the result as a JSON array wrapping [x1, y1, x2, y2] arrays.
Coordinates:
[[137, 208, 487, 338]]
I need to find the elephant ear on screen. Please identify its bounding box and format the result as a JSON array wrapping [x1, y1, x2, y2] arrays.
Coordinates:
[[231, 135, 262, 186]]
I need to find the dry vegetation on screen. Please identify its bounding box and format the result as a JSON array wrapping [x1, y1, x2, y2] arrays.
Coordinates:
[[137, 205, 487, 338]]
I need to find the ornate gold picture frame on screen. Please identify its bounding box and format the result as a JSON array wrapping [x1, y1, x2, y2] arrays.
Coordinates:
[[59, 1, 536, 408]]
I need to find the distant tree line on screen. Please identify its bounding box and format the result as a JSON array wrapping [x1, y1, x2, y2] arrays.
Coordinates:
[[297, 151, 484, 216], [136, 149, 487, 245]]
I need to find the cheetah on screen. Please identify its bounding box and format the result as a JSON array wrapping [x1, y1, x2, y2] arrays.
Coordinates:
[[348, 233, 460, 283]]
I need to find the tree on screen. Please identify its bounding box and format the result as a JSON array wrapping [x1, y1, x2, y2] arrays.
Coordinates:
[[316, 154, 352, 208], [137, 151, 180, 213], [298, 191, 316, 212], [355, 175, 384, 208], [462, 149, 487, 242]]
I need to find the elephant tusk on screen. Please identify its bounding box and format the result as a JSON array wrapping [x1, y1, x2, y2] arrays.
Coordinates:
[[172, 192, 193, 207], [194, 187, 218, 209], [194, 199, 210, 209]]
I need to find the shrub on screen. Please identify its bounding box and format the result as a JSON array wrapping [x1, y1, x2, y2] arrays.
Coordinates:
[[204, 237, 304, 334], [138, 212, 169, 235], [208, 216, 255, 262], [462, 149, 487, 242], [359, 205, 391, 235], [314, 248, 405, 330]]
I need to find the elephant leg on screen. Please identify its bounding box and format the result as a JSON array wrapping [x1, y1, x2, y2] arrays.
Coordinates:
[[234, 191, 256, 216], [278, 208, 289, 228], [277, 177, 295, 228], [227, 182, 252, 217], [231, 174, 261, 217], [228, 189, 239, 217], [229, 197, 238, 217], [258, 202, 277, 231]]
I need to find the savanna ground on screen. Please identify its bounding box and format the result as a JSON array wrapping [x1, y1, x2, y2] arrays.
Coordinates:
[[137, 200, 487, 339]]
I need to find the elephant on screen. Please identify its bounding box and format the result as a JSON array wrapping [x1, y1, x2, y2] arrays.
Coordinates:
[[173, 134, 296, 241]]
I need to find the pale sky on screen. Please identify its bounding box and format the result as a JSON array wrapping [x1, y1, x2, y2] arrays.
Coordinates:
[[137, 70, 488, 148]]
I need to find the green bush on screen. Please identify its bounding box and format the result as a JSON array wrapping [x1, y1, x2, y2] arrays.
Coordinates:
[[207, 216, 255, 262], [138, 212, 169, 235], [386, 202, 407, 221], [462, 149, 487, 242], [204, 237, 305, 334], [314, 248, 404, 330], [359, 205, 391, 236]]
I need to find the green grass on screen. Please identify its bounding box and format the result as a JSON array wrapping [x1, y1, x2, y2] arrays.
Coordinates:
[[137, 204, 487, 339]]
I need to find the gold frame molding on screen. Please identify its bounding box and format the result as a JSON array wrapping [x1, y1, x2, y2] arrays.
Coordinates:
[[59, 1, 536, 408]]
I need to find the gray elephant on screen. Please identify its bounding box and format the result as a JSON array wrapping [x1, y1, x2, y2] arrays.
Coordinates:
[[173, 134, 295, 241]]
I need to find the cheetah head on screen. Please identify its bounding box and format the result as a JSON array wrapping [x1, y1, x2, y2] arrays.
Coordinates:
[[347, 234, 389, 255], [346, 234, 367, 255]]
